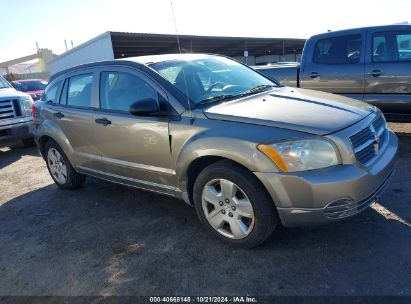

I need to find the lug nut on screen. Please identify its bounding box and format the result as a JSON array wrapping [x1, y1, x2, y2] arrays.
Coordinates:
[[228, 212, 233, 217], [231, 206, 236, 211], [225, 199, 230, 203], [219, 201, 224, 206], [221, 210, 226, 214]]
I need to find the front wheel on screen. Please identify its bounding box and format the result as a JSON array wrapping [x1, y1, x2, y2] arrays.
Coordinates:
[[45, 140, 85, 189], [193, 160, 278, 248]]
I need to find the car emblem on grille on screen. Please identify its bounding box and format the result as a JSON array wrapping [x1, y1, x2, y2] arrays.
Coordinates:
[[370, 125, 379, 154]]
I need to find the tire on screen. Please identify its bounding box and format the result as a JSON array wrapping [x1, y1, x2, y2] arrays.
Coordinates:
[[193, 160, 278, 248], [22, 137, 36, 147], [44, 140, 86, 190]]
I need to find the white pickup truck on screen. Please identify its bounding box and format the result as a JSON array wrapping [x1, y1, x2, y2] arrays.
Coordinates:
[[0, 75, 35, 148]]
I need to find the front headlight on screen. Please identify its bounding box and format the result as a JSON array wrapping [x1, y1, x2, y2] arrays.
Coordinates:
[[258, 138, 340, 172], [20, 95, 34, 116]]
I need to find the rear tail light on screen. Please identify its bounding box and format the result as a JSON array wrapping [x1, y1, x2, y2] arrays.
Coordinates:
[[31, 103, 36, 118]]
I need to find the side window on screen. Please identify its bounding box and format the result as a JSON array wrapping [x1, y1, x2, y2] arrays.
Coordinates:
[[373, 31, 411, 62], [313, 34, 362, 64], [43, 81, 61, 103], [67, 74, 93, 107], [100, 71, 157, 112], [397, 33, 411, 61]]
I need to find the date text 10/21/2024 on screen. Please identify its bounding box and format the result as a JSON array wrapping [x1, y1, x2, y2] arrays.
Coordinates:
[[149, 296, 258, 303]]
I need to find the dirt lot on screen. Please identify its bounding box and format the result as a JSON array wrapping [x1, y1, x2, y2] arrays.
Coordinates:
[[0, 124, 410, 296]]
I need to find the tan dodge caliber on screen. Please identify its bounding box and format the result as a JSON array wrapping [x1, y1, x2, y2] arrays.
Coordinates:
[[33, 54, 398, 248]]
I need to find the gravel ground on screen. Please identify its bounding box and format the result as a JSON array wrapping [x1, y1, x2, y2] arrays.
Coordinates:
[[0, 124, 410, 296], [388, 122, 411, 135]]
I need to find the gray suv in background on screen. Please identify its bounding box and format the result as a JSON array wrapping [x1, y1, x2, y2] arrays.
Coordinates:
[[0, 75, 35, 148], [33, 54, 398, 248]]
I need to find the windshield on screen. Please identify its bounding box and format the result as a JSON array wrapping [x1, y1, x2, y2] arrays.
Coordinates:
[[150, 56, 279, 105], [18, 80, 48, 92], [0, 77, 11, 89]]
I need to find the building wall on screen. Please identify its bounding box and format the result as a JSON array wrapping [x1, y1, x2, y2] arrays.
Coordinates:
[[233, 56, 256, 65], [48, 32, 114, 75], [234, 53, 302, 66], [255, 53, 302, 64]]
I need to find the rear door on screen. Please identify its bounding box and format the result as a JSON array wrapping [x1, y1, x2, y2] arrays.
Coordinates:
[[364, 29, 411, 114], [45, 70, 102, 171], [301, 33, 365, 100], [92, 66, 176, 194]]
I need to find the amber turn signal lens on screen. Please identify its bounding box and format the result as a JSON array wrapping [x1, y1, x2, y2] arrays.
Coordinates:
[[257, 144, 289, 172]]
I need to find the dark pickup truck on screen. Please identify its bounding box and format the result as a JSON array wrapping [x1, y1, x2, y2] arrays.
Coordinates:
[[254, 25, 411, 117]]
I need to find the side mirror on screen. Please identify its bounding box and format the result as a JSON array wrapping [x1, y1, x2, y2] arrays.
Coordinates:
[[129, 98, 160, 116]]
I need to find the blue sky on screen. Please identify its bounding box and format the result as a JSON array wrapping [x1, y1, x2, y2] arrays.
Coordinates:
[[0, 0, 410, 62]]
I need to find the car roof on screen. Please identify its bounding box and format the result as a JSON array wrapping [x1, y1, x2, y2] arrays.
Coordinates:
[[49, 53, 223, 82], [120, 53, 218, 65], [312, 24, 411, 39]]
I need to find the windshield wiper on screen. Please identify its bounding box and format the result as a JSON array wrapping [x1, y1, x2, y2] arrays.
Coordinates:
[[197, 94, 238, 105], [197, 84, 276, 106], [239, 84, 276, 97]]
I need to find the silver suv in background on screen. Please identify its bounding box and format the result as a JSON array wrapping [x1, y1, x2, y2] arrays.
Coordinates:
[[33, 54, 398, 248], [0, 75, 35, 148]]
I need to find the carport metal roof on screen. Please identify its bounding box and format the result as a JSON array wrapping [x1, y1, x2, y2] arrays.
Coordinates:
[[109, 32, 306, 59]]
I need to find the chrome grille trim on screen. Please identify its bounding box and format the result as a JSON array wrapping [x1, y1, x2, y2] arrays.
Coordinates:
[[349, 113, 387, 165], [0, 99, 17, 120]]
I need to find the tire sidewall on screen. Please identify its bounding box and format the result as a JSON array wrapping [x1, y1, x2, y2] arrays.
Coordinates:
[[44, 141, 74, 188], [193, 162, 277, 248]]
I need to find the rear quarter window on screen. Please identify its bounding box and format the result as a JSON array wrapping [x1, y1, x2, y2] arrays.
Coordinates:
[[43, 81, 62, 103]]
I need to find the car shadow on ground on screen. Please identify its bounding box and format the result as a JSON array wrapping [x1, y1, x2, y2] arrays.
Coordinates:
[[0, 146, 39, 170]]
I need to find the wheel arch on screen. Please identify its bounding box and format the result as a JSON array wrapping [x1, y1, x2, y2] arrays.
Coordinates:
[[36, 119, 75, 163], [184, 155, 275, 207], [174, 135, 279, 205]]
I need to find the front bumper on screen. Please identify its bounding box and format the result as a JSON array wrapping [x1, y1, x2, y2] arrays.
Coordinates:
[[0, 118, 33, 147], [255, 130, 398, 227]]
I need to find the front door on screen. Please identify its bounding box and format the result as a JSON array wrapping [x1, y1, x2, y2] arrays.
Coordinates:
[[92, 67, 176, 194], [364, 29, 411, 114]]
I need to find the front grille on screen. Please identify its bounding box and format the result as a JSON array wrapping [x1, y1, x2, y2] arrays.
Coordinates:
[[0, 99, 17, 120], [350, 113, 388, 165]]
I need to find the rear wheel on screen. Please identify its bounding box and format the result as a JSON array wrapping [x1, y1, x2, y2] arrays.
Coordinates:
[[193, 160, 278, 248], [45, 141, 85, 189]]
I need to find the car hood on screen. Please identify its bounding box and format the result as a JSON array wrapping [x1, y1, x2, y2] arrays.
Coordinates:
[[0, 87, 30, 99], [203, 87, 374, 135]]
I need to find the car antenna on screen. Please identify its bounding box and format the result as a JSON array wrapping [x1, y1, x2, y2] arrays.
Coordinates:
[[170, 0, 193, 123]]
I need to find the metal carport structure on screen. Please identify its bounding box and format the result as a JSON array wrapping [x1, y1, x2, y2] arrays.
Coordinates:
[[48, 31, 306, 75]]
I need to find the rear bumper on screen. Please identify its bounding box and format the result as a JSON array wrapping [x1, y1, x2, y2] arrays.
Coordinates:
[[255, 130, 398, 227], [0, 118, 33, 147]]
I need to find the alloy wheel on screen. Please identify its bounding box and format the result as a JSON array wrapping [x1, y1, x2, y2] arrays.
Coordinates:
[[201, 178, 255, 239], [47, 148, 68, 184]]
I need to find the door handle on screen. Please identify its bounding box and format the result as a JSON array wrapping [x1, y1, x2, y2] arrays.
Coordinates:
[[53, 112, 64, 119], [310, 72, 319, 78], [95, 118, 111, 126], [367, 70, 383, 77]]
